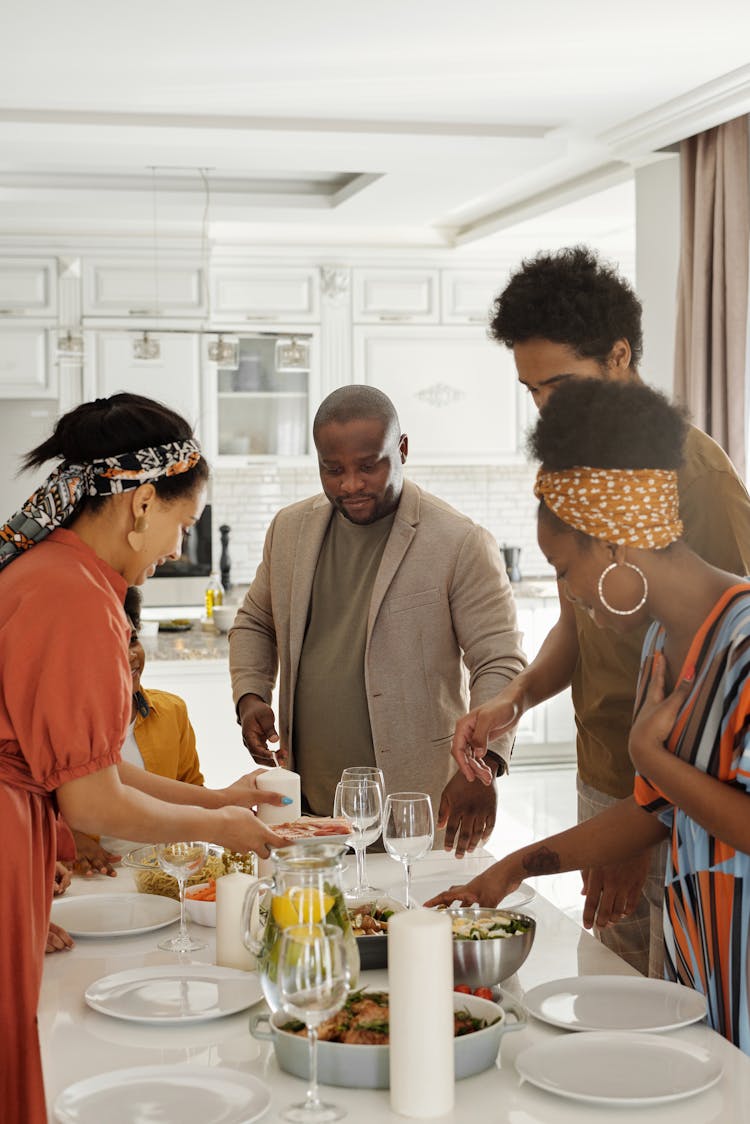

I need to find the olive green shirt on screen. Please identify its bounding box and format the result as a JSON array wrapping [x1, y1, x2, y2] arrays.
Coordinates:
[[293, 510, 395, 814], [574, 425, 750, 797]]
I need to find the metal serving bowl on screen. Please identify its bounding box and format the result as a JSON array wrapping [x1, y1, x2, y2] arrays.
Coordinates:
[[449, 908, 536, 988]]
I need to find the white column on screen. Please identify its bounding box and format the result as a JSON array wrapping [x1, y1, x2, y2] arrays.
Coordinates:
[[635, 155, 681, 396], [319, 265, 352, 401]]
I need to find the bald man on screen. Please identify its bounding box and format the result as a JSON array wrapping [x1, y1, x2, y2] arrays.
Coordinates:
[[229, 385, 525, 858]]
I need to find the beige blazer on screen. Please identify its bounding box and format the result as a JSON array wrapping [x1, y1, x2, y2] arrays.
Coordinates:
[[229, 480, 525, 812]]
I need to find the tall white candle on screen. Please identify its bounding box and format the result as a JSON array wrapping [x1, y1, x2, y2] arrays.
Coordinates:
[[388, 909, 454, 1117], [216, 870, 257, 971], [255, 767, 301, 826]]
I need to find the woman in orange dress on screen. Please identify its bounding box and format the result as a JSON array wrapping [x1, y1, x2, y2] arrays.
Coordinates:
[[0, 393, 283, 1124]]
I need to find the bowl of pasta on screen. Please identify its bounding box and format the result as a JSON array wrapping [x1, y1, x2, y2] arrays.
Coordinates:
[[123, 844, 252, 900]]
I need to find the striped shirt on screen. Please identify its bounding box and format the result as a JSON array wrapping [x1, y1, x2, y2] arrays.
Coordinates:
[[634, 584, 750, 1052]]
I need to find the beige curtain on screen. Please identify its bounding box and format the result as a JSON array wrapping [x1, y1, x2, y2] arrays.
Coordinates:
[[674, 114, 750, 478]]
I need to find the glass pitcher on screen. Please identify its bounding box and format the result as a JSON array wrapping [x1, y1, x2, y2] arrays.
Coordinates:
[[242, 842, 359, 1011]]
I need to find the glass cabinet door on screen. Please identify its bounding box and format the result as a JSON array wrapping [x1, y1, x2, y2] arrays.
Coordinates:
[[216, 335, 310, 456]]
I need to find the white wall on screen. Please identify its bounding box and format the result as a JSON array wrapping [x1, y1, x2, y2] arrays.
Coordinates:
[[211, 459, 550, 587], [635, 155, 681, 395]]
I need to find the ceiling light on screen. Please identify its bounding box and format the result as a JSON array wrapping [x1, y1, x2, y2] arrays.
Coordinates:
[[133, 331, 160, 360], [56, 330, 84, 358], [208, 334, 239, 368], [275, 337, 309, 371]]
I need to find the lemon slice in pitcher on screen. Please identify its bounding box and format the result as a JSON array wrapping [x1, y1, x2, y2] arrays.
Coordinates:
[[271, 887, 335, 929]]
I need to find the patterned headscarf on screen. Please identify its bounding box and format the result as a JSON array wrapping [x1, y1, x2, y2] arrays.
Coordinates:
[[534, 466, 683, 549], [0, 439, 202, 571]]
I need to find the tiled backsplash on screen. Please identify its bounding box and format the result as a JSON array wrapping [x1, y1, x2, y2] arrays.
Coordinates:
[[212, 461, 551, 584]]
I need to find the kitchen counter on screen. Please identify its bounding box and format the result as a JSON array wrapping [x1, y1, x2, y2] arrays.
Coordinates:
[[143, 578, 559, 664], [144, 623, 230, 662], [40, 852, 749, 1123]]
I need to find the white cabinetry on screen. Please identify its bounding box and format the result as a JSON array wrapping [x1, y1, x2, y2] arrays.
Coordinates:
[[204, 332, 316, 460], [83, 330, 205, 440], [0, 258, 57, 317], [82, 259, 206, 318], [513, 597, 576, 763], [440, 270, 503, 325], [146, 660, 246, 789], [352, 268, 439, 323], [353, 325, 522, 462], [0, 325, 57, 397], [210, 267, 319, 323]]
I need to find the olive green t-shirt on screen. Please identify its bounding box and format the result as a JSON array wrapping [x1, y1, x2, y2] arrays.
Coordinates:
[[574, 425, 750, 797], [293, 510, 395, 815]]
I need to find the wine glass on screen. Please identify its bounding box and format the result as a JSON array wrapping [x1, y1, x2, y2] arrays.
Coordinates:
[[382, 793, 434, 909], [277, 923, 350, 1123], [333, 777, 383, 901], [156, 840, 208, 952], [340, 766, 385, 806]]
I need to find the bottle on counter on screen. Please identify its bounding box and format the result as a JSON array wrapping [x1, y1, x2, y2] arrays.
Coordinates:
[[203, 571, 223, 622]]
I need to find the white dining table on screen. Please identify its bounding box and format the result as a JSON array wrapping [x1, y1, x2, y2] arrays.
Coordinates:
[[40, 850, 750, 1123]]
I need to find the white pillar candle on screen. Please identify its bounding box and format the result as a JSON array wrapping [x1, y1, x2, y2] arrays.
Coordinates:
[[216, 870, 257, 971], [388, 908, 455, 1117], [255, 767, 301, 826]]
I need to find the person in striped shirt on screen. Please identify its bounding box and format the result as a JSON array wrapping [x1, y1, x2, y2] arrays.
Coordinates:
[[429, 377, 750, 1052]]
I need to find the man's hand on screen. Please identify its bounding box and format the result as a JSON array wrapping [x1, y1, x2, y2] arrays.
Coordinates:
[[238, 693, 287, 767], [580, 851, 651, 929], [452, 691, 520, 785], [71, 831, 120, 877], [437, 771, 497, 858]]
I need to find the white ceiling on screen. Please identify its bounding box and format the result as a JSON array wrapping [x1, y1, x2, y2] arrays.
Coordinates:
[[2, 0, 749, 253]]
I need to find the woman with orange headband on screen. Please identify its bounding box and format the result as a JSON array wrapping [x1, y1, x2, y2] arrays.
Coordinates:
[[429, 379, 750, 1052]]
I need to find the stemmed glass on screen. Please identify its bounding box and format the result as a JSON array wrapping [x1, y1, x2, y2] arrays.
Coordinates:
[[382, 793, 434, 909], [333, 777, 383, 901], [340, 766, 385, 806], [277, 923, 350, 1123], [156, 840, 208, 952]]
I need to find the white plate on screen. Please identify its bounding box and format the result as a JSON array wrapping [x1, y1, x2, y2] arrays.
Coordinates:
[[85, 965, 264, 1024], [54, 1065, 271, 1123], [516, 1031, 722, 1105], [408, 875, 535, 911], [522, 974, 707, 1032], [50, 893, 180, 937]]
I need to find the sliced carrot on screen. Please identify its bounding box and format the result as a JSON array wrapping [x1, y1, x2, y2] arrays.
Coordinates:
[[187, 879, 216, 901]]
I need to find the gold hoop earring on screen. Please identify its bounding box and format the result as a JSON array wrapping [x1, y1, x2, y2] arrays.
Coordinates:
[[127, 514, 149, 553], [597, 560, 648, 616]]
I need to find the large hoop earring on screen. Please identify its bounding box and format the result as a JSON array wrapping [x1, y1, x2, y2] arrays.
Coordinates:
[[597, 560, 648, 616], [127, 514, 149, 553]]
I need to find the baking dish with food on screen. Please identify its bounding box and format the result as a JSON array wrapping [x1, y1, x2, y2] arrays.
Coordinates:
[[249, 987, 525, 1088]]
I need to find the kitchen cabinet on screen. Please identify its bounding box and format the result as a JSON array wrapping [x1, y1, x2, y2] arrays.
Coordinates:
[[203, 331, 318, 460], [352, 268, 440, 323], [83, 329, 205, 441], [353, 325, 523, 462], [145, 660, 247, 789], [440, 269, 504, 325], [210, 267, 319, 323], [514, 598, 576, 760], [82, 259, 206, 318], [0, 257, 57, 317], [0, 325, 57, 397]]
